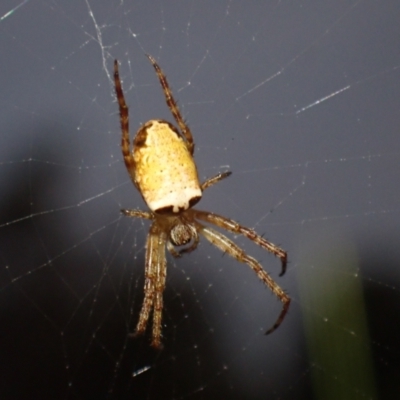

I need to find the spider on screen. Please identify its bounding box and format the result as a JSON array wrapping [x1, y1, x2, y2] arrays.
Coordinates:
[[114, 55, 290, 348]]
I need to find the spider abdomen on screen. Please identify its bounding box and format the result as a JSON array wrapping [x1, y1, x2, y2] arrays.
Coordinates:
[[133, 119, 202, 213]]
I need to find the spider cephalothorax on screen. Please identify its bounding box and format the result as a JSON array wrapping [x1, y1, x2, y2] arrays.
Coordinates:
[[114, 55, 290, 348], [169, 220, 198, 247]]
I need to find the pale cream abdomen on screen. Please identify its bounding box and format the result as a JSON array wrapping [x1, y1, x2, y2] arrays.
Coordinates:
[[133, 120, 202, 213]]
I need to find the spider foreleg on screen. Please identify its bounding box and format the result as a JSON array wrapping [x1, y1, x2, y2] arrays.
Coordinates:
[[114, 60, 136, 176], [197, 223, 290, 334], [145, 54, 195, 154], [201, 171, 232, 191]]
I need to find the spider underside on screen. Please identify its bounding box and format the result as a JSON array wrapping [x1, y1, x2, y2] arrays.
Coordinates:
[[114, 55, 290, 348]]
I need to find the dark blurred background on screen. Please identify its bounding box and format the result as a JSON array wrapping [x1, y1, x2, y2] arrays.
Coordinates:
[[1, 1, 400, 399]]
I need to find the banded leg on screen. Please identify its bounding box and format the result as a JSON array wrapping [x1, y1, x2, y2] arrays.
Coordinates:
[[197, 223, 290, 335], [151, 231, 168, 348], [201, 171, 232, 191], [114, 60, 135, 177], [194, 210, 287, 276], [146, 54, 194, 154], [121, 209, 153, 220], [133, 223, 159, 338]]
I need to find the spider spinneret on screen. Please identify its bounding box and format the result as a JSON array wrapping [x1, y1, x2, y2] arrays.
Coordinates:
[[114, 55, 290, 348]]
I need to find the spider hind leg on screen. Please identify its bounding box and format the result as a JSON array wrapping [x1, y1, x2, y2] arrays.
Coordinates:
[[195, 219, 290, 334]]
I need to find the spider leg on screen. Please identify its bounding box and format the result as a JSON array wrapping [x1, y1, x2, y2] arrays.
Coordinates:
[[145, 54, 195, 155], [194, 210, 287, 276], [121, 207, 167, 348], [114, 60, 136, 180], [121, 209, 153, 220], [134, 223, 166, 349], [196, 222, 290, 335], [152, 231, 167, 348], [201, 171, 232, 191]]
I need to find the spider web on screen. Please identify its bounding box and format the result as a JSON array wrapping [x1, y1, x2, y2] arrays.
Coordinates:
[[1, 1, 400, 398]]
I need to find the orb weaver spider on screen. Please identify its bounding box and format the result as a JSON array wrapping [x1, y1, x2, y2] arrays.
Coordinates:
[[114, 55, 290, 348]]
